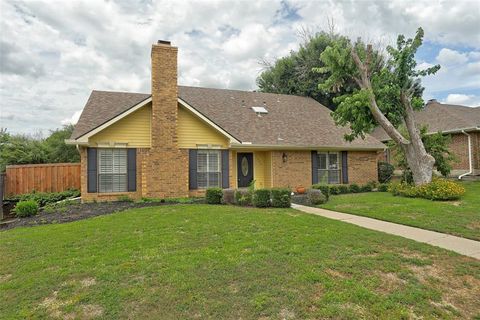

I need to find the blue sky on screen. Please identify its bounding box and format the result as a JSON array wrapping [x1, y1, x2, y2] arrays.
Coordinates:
[[1, 0, 479, 135]]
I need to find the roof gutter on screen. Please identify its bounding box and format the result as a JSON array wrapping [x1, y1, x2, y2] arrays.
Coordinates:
[[230, 143, 386, 151], [458, 130, 474, 180]]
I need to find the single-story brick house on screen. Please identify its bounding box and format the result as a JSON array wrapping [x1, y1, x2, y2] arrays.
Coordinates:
[[67, 41, 385, 201], [372, 100, 480, 178]]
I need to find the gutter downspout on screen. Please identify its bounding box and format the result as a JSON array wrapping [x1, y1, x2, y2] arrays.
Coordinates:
[[458, 130, 473, 180]]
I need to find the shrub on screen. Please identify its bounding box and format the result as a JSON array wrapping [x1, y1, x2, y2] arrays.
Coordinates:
[[360, 183, 373, 192], [378, 183, 389, 192], [117, 195, 133, 202], [349, 183, 360, 193], [329, 185, 340, 195], [417, 179, 465, 200], [338, 185, 349, 194], [253, 189, 271, 208], [378, 161, 394, 183], [271, 188, 291, 208], [307, 189, 327, 205], [8, 189, 80, 207], [235, 189, 252, 206], [14, 200, 39, 217], [206, 188, 223, 204], [311, 184, 330, 200], [222, 188, 236, 205], [389, 179, 465, 201]]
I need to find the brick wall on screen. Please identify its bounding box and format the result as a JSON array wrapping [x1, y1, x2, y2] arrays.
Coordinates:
[[271, 151, 312, 189], [347, 151, 378, 184], [142, 42, 189, 198], [449, 133, 469, 170]]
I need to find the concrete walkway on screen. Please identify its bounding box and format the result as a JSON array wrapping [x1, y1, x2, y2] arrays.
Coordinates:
[[291, 204, 480, 259]]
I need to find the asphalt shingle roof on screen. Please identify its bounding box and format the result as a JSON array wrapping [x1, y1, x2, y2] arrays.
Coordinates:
[[371, 101, 480, 141], [71, 86, 385, 149]]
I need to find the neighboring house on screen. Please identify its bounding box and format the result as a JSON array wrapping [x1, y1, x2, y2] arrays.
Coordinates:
[[372, 100, 480, 178], [67, 41, 385, 201]]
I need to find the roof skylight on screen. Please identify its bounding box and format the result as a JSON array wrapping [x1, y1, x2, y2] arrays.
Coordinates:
[[251, 106, 268, 114]]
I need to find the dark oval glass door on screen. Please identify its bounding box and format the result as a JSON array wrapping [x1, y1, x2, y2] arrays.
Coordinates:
[[237, 153, 253, 188]]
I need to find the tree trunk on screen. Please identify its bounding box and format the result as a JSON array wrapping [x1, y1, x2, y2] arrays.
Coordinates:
[[402, 143, 435, 185], [401, 91, 435, 185]]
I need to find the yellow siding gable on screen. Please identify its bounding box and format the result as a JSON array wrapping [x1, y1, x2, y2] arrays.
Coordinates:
[[89, 103, 152, 147], [177, 105, 229, 148]]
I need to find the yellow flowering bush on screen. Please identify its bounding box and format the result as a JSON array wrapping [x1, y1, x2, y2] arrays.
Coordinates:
[[389, 178, 465, 201]]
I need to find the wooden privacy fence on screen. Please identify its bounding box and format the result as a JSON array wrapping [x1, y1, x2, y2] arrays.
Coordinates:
[[4, 163, 81, 196]]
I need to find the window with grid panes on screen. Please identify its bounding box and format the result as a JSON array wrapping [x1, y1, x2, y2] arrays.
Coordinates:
[[197, 150, 221, 188], [317, 152, 341, 184], [98, 149, 128, 192]]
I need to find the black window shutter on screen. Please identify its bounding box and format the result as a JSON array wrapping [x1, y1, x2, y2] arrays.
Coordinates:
[[87, 148, 97, 193], [221, 150, 229, 189], [189, 149, 198, 190], [127, 149, 136, 192], [311, 151, 318, 185], [341, 151, 349, 184]]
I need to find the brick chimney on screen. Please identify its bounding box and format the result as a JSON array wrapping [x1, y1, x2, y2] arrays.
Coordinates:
[[144, 40, 189, 198], [151, 40, 178, 149]]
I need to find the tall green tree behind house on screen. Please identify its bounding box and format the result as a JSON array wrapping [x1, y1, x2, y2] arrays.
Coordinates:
[[0, 125, 79, 172], [257, 31, 356, 109], [44, 124, 80, 163], [317, 28, 440, 185]]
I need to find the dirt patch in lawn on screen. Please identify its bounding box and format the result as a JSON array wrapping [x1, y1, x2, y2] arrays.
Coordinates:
[[409, 258, 480, 318], [1, 200, 203, 231]]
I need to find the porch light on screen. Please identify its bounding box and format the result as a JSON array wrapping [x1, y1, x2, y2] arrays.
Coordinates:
[[282, 152, 288, 163]]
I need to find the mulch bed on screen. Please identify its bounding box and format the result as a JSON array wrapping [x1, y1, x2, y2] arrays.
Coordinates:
[[1, 200, 203, 231]]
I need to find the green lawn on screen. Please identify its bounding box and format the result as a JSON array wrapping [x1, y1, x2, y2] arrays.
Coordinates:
[[1, 205, 479, 319], [321, 182, 480, 241]]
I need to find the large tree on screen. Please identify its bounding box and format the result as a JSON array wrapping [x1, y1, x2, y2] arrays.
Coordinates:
[[257, 31, 356, 109], [317, 28, 440, 185]]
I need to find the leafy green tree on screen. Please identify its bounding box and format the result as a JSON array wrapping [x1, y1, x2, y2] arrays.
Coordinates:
[[257, 31, 356, 109], [317, 27, 440, 185], [0, 125, 79, 172], [391, 126, 455, 183], [44, 124, 80, 163], [0, 129, 48, 171]]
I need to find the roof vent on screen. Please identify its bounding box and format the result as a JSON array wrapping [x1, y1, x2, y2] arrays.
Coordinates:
[[251, 106, 268, 115]]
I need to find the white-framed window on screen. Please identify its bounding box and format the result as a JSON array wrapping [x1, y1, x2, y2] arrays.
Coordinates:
[[197, 150, 222, 188], [318, 152, 341, 184], [98, 148, 128, 192]]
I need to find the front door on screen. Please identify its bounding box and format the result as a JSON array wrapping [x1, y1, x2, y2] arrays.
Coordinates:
[[237, 153, 253, 188]]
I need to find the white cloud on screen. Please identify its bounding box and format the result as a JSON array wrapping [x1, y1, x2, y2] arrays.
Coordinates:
[[1, 0, 480, 134], [61, 110, 82, 125], [443, 94, 480, 107], [436, 48, 468, 65]]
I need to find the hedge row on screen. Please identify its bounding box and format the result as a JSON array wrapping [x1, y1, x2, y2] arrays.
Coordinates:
[[7, 189, 80, 207], [206, 188, 291, 208], [311, 181, 379, 200]]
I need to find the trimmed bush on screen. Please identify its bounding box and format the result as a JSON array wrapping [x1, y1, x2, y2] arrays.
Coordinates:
[[338, 185, 349, 194], [360, 183, 373, 192], [329, 185, 340, 195], [271, 188, 291, 208], [311, 184, 330, 200], [13, 200, 39, 217], [389, 179, 465, 201], [206, 188, 223, 204], [378, 161, 394, 183], [222, 188, 236, 205], [378, 183, 389, 192], [349, 183, 360, 193], [307, 189, 327, 205], [253, 189, 271, 208], [235, 189, 252, 206]]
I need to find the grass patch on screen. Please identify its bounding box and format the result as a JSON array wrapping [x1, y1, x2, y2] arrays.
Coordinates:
[[1, 205, 479, 319], [321, 182, 480, 240]]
